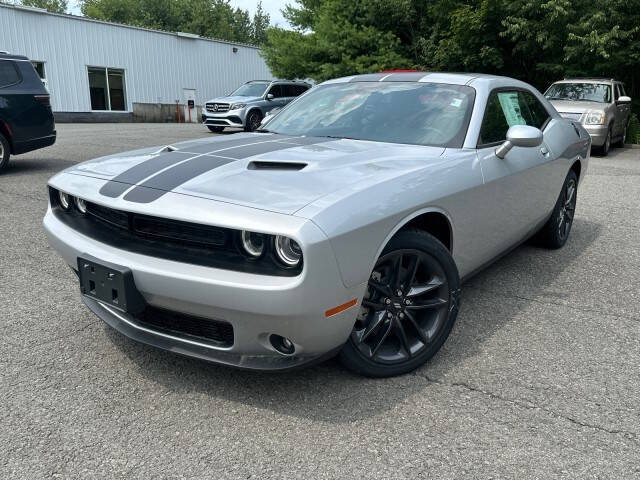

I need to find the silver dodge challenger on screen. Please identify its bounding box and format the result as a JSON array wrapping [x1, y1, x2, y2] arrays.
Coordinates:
[[44, 72, 590, 377]]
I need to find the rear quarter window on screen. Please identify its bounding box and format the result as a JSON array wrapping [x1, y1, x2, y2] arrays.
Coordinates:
[[0, 60, 21, 88]]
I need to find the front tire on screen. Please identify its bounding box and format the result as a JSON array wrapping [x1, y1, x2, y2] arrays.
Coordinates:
[[537, 170, 578, 249], [0, 132, 10, 172], [339, 230, 461, 377], [244, 110, 263, 132], [597, 126, 612, 156], [207, 126, 224, 133]]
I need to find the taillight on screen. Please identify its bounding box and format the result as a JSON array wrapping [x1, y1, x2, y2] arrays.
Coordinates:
[[34, 95, 50, 107]]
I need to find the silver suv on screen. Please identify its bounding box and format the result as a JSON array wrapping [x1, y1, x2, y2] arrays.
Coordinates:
[[202, 80, 311, 133], [545, 78, 632, 156]]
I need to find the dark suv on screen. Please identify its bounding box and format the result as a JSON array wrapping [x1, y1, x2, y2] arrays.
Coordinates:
[[0, 53, 56, 172]]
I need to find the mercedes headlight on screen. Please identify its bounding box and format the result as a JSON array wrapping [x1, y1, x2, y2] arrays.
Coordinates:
[[585, 111, 605, 125], [230, 103, 246, 110]]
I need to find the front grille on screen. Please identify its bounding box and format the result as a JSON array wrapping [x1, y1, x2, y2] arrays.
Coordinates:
[[135, 306, 234, 347], [86, 202, 229, 248], [560, 112, 583, 121], [49, 187, 302, 277], [206, 102, 230, 113]]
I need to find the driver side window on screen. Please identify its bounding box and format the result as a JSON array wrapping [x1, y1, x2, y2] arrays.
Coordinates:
[[479, 90, 549, 146], [268, 85, 284, 98]]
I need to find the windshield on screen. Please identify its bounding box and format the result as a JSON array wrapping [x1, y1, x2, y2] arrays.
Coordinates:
[[264, 82, 476, 148], [545, 83, 611, 103], [230, 82, 269, 97]]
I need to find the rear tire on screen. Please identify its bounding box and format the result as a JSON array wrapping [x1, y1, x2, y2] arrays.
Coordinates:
[[0, 132, 10, 172], [339, 230, 461, 377], [614, 123, 628, 148], [537, 170, 578, 249], [207, 126, 224, 133]]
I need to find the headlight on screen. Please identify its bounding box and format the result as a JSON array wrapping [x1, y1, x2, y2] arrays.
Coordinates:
[[231, 103, 246, 110], [241, 230, 265, 257], [58, 191, 71, 210], [75, 197, 87, 214], [585, 111, 605, 125], [274, 235, 302, 266]]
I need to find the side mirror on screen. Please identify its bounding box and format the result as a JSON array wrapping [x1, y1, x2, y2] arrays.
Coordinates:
[[617, 95, 632, 104], [266, 93, 274, 101], [495, 125, 543, 159]]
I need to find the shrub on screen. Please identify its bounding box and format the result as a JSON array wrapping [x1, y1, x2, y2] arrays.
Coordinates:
[[627, 114, 640, 145]]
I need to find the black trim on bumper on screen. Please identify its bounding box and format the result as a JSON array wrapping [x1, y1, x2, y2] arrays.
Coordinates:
[[85, 296, 336, 371]]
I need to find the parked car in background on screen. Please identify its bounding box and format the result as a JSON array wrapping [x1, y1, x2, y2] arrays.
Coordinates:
[[202, 80, 310, 133], [545, 78, 631, 156], [45, 72, 590, 377], [0, 52, 56, 172]]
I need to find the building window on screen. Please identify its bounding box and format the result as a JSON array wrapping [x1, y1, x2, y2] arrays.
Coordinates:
[[88, 67, 126, 111]]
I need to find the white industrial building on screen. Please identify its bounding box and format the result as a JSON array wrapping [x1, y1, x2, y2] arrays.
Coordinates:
[[0, 3, 273, 121]]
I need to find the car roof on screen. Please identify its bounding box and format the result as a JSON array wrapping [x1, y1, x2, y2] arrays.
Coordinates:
[[0, 52, 29, 61], [245, 79, 310, 85], [554, 78, 617, 84], [320, 72, 532, 89]]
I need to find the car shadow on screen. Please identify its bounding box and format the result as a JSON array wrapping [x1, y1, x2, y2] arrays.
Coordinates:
[[105, 217, 602, 424]]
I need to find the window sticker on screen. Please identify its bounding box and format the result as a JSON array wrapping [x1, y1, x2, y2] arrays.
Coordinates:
[[450, 98, 463, 108], [497, 92, 526, 126]]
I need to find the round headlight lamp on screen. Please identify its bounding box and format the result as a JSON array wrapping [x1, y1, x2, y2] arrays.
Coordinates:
[[58, 191, 71, 210], [75, 197, 88, 214], [241, 231, 265, 258], [274, 236, 302, 267]]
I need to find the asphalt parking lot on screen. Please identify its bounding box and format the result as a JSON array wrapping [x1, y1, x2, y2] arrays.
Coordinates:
[[2, 123, 639, 478]]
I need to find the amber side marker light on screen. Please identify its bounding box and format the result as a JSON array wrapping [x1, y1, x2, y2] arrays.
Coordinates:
[[325, 298, 358, 318]]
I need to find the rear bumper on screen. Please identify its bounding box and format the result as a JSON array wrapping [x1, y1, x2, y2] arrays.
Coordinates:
[[43, 206, 366, 370], [13, 132, 56, 154]]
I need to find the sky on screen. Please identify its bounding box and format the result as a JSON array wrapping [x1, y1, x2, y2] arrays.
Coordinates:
[[69, 1, 292, 28]]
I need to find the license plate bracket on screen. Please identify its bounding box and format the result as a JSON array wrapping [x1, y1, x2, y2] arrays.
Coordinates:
[[77, 255, 145, 314]]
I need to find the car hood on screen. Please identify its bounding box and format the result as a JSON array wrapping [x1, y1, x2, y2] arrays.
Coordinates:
[[206, 95, 261, 104], [63, 133, 445, 215], [548, 99, 608, 114]]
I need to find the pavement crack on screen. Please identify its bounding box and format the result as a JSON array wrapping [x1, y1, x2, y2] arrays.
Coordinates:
[[30, 320, 101, 349], [466, 284, 640, 324], [414, 373, 639, 442]]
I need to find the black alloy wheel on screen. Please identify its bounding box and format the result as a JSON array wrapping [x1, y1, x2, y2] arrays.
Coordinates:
[[537, 169, 578, 249], [557, 175, 577, 244], [340, 230, 460, 377], [245, 110, 263, 132]]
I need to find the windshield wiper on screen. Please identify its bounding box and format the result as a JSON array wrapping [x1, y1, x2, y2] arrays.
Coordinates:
[[255, 128, 272, 133], [316, 135, 363, 141]]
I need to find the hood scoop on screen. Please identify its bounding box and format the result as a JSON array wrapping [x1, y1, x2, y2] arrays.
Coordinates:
[[247, 161, 307, 171]]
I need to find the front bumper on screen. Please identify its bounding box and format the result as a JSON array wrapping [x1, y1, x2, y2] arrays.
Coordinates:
[[202, 108, 247, 128], [43, 207, 365, 370], [583, 124, 608, 147]]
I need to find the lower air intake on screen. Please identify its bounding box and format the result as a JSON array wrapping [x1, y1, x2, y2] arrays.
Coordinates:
[[135, 307, 234, 347]]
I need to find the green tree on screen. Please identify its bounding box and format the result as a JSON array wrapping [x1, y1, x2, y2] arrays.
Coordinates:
[[19, 0, 67, 13], [251, 1, 270, 45], [262, 0, 412, 81], [79, 0, 270, 45]]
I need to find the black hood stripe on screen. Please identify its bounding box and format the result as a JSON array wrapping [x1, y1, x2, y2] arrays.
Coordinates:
[[121, 137, 333, 204], [99, 135, 281, 198], [123, 155, 233, 203]]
